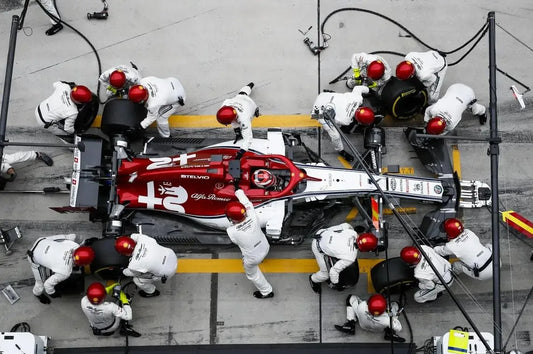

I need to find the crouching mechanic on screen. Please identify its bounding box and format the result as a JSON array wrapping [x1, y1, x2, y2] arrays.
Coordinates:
[[115, 233, 178, 298], [99, 63, 141, 98], [1, 151, 53, 189], [27, 234, 94, 304], [347, 53, 392, 90], [401, 245, 454, 303], [335, 293, 405, 342], [81, 282, 141, 337], [424, 83, 487, 135], [225, 188, 274, 299], [434, 218, 493, 280], [216, 83, 260, 160], [128, 76, 186, 138], [311, 86, 373, 162], [396, 51, 448, 104], [309, 223, 377, 294]]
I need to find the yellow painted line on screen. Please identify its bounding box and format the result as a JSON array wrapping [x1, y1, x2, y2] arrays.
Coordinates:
[[338, 156, 352, 168], [177, 258, 385, 293], [91, 115, 321, 129], [452, 144, 461, 180], [383, 207, 417, 215], [382, 167, 415, 175], [345, 207, 359, 222]]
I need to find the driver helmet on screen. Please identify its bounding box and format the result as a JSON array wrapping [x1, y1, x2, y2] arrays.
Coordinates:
[[70, 86, 92, 105], [396, 60, 416, 80], [355, 107, 375, 126], [128, 85, 149, 103], [225, 201, 246, 223], [400, 246, 421, 265], [367, 60, 386, 80], [443, 218, 464, 240], [216, 106, 238, 125], [72, 246, 95, 266], [114, 236, 136, 256], [109, 70, 127, 89], [426, 116, 447, 135], [367, 294, 387, 316], [252, 169, 276, 189], [86, 282, 106, 305], [356, 233, 378, 252]]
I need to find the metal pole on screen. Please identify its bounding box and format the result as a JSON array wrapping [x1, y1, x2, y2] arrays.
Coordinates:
[[488, 11, 502, 352], [0, 15, 21, 159]]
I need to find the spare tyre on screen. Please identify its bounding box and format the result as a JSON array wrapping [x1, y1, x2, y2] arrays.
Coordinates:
[[370, 257, 416, 294], [100, 98, 147, 138], [326, 256, 360, 289], [380, 77, 428, 120]]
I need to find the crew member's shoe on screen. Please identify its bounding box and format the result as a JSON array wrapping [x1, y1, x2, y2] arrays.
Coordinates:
[[384, 327, 405, 343], [338, 150, 354, 162], [253, 291, 274, 299], [36, 152, 54, 166], [334, 320, 356, 335], [120, 325, 141, 338], [45, 23, 63, 36], [139, 289, 160, 298], [309, 275, 321, 294]]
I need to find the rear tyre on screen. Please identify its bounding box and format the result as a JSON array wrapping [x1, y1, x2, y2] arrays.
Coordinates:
[[370, 257, 416, 294]]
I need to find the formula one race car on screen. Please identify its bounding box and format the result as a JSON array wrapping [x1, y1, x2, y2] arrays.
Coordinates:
[[53, 99, 491, 248]]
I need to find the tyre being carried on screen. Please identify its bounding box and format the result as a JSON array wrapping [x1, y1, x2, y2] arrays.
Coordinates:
[[380, 77, 428, 120], [370, 257, 416, 294], [100, 98, 147, 138]]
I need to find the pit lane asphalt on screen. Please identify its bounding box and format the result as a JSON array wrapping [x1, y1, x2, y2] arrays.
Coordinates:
[[1, 1, 533, 353]]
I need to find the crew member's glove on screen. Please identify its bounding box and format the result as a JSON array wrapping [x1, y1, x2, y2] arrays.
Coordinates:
[[178, 97, 185, 106], [119, 291, 130, 305], [233, 128, 243, 143], [48, 291, 61, 298], [235, 149, 246, 160], [478, 113, 487, 125], [353, 68, 363, 86], [233, 178, 241, 190], [6, 169, 16, 182], [161, 276, 167, 284], [36, 294, 51, 304], [254, 107, 260, 118]]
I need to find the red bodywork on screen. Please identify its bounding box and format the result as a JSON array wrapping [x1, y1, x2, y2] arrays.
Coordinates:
[[117, 148, 311, 217]]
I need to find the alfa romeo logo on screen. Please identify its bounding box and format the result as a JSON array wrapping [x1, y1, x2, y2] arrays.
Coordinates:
[[434, 185, 443, 194]]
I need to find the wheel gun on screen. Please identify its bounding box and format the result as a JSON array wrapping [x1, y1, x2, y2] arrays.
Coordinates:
[[87, 0, 109, 20]]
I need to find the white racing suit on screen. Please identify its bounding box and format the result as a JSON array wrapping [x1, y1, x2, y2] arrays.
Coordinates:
[[423, 83, 486, 134], [226, 189, 272, 296], [81, 296, 132, 335], [122, 233, 178, 294], [221, 84, 258, 152], [346, 295, 402, 333], [38, 0, 60, 25], [139, 76, 186, 138], [413, 245, 454, 303], [35, 81, 79, 136], [350, 53, 392, 90], [434, 229, 493, 280], [311, 223, 358, 284], [405, 51, 447, 104], [27, 234, 78, 296], [311, 86, 369, 152], [1, 151, 38, 175], [99, 64, 142, 98]]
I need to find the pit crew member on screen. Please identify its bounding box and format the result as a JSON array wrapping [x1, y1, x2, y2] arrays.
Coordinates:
[[424, 83, 487, 135], [1, 151, 53, 189], [128, 76, 186, 138], [37, 0, 63, 35], [115, 233, 178, 298], [99, 63, 141, 98], [335, 293, 405, 343], [27, 234, 94, 304], [216, 83, 259, 159], [346, 53, 392, 90]]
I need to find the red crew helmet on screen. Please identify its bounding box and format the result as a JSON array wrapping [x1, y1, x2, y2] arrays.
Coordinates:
[[426, 117, 446, 135], [396, 60, 416, 80], [87, 282, 106, 305], [216, 106, 238, 125], [114, 236, 136, 256], [355, 107, 375, 126], [368, 294, 387, 316], [252, 169, 276, 189], [70, 85, 92, 104], [367, 60, 385, 80], [400, 246, 421, 265], [128, 85, 149, 103], [109, 70, 127, 89], [443, 218, 464, 240], [225, 201, 246, 223], [73, 246, 95, 266], [356, 233, 378, 252]]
